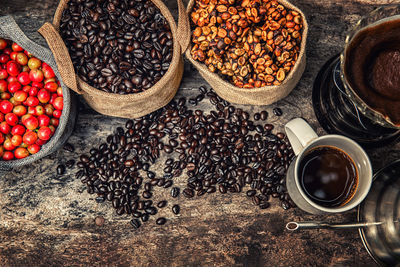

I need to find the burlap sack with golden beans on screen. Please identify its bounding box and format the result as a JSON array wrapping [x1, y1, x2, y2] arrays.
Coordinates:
[[39, 0, 190, 119], [184, 0, 308, 105]]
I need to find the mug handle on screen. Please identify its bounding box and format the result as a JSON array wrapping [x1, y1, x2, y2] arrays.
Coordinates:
[[285, 118, 318, 156]]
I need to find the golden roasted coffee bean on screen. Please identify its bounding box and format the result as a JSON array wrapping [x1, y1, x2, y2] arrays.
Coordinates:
[[294, 15, 302, 24], [256, 58, 265, 65], [210, 16, 217, 25], [265, 74, 274, 83], [286, 21, 295, 28], [229, 31, 237, 40], [228, 6, 237, 15], [251, 8, 258, 17], [234, 48, 245, 56], [254, 28, 262, 36], [199, 41, 209, 50], [193, 27, 202, 37], [274, 35, 284, 45], [281, 51, 290, 61], [276, 68, 285, 81], [218, 28, 228, 38], [254, 43, 262, 55], [221, 12, 230, 20], [270, 21, 281, 30], [238, 56, 246, 66], [247, 34, 254, 44], [292, 31, 300, 39], [241, 0, 250, 7], [216, 5, 228, 12], [232, 62, 238, 71], [202, 26, 211, 35]]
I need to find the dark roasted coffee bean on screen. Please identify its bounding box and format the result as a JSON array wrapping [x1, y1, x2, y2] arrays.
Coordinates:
[[253, 113, 261, 121], [57, 165, 66, 175], [259, 202, 270, 209], [246, 190, 256, 197], [260, 111, 268, 120], [183, 188, 194, 198], [130, 219, 141, 229], [141, 213, 149, 222], [219, 184, 227, 194], [172, 204, 180, 215], [63, 143, 75, 152], [147, 171, 155, 179], [156, 217, 166, 225], [252, 195, 260, 205], [66, 160, 75, 168], [157, 200, 167, 208], [132, 212, 142, 219], [142, 191, 152, 199], [95, 196, 105, 203], [273, 107, 283, 116], [163, 180, 173, 188], [146, 207, 157, 215], [171, 187, 180, 198], [281, 201, 290, 210]]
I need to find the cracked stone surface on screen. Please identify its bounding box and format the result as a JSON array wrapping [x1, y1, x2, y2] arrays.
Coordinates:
[[0, 0, 399, 266]]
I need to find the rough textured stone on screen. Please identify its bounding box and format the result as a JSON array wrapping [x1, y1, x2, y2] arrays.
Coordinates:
[[0, 0, 399, 266]]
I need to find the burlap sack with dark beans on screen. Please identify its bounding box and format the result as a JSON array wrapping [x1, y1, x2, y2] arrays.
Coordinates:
[[45, 0, 190, 119], [184, 0, 308, 105], [0, 16, 77, 171]]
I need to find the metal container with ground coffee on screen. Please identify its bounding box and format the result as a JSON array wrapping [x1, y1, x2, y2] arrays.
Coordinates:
[[341, 5, 400, 129]]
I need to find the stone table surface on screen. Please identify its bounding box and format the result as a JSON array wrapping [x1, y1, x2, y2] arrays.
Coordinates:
[[0, 0, 400, 266]]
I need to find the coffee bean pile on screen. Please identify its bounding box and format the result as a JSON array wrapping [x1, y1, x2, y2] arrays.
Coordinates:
[[75, 86, 295, 229], [60, 0, 173, 94]]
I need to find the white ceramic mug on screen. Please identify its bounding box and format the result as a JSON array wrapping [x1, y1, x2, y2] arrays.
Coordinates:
[[285, 118, 372, 214]]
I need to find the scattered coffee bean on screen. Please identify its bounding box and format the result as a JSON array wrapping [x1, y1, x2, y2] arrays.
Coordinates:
[[183, 188, 194, 198], [157, 200, 167, 208], [130, 219, 141, 229], [65, 159, 75, 169], [260, 111, 268, 120], [75, 87, 295, 231], [63, 143, 75, 152], [57, 164, 66, 175], [156, 217, 166, 225], [273, 107, 283, 116], [172, 205, 180, 215], [141, 213, 149, 222], [171, 187, 180, 198]]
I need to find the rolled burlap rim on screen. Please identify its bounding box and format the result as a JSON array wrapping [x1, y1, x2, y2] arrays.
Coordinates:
[[39, 0, 190, 118], [183, 0, 308, 105]]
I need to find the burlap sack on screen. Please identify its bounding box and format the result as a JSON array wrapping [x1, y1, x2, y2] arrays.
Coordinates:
[[42, 0, 190, 119], [0, 16, 77, 171], [184, 0, 308, 105]]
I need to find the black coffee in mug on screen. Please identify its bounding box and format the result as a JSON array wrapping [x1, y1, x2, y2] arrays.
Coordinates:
[[298, 146, 358, 207]]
